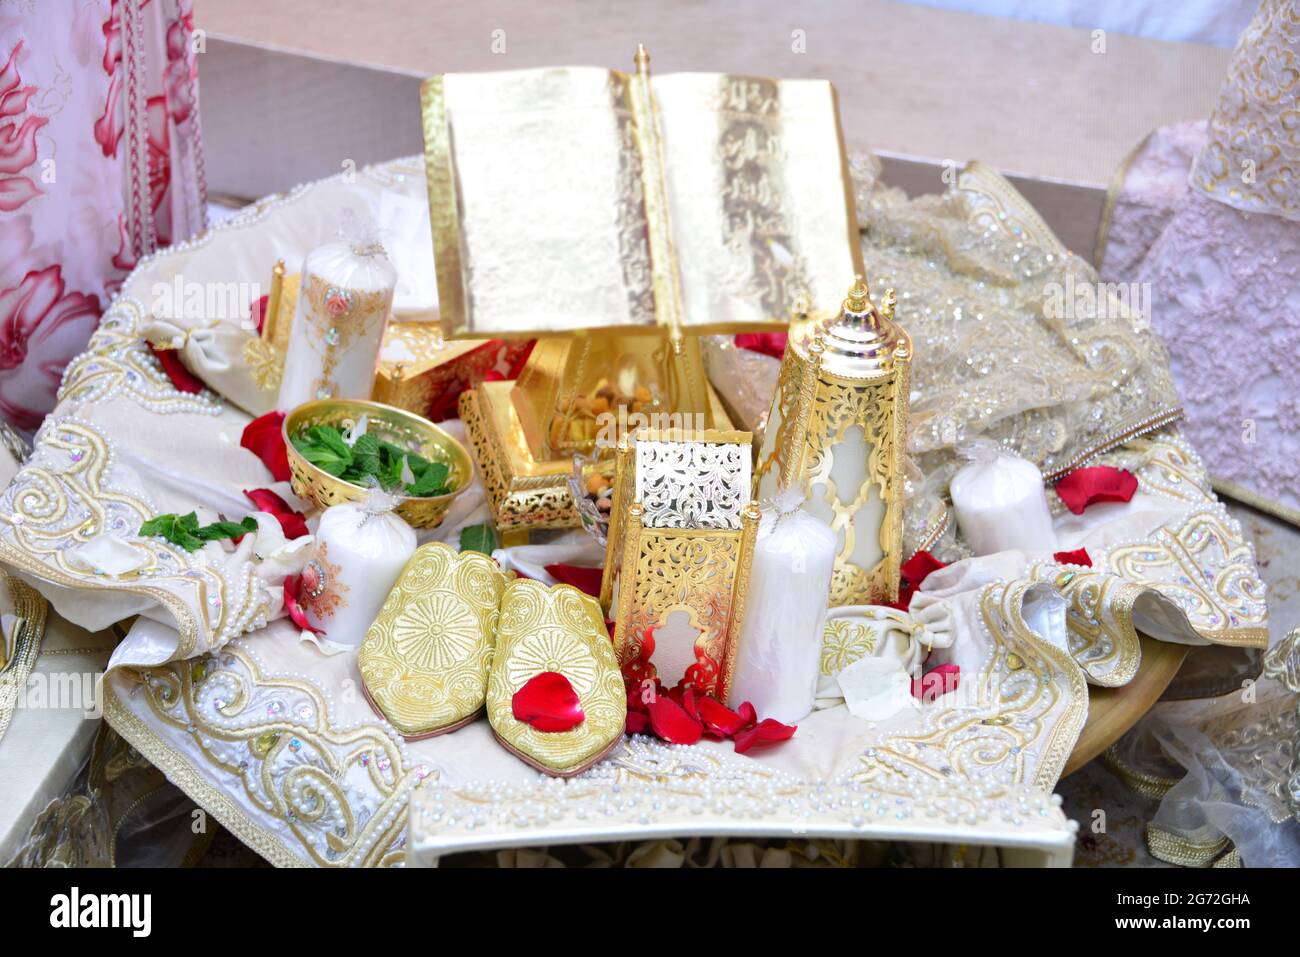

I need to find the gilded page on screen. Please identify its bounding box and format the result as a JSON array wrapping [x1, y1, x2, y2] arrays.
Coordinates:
[[423, 68, 657, 338], [650, 74, 864, 328]]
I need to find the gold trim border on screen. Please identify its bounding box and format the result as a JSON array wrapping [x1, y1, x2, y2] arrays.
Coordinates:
[[0, 572, 48, 744], [101, 678, 310, 868], [1213, 477, 1300, 529]]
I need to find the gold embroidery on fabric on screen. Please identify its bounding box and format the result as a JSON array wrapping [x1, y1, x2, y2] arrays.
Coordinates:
[[359, 543, 503, 737], [115, 642, 418, 867], [0, 419, 271, 660], [60, 298, 221, 416], [820, 618, 879, 676], [486, 580, 626, 774], [1191, 0, 1300, 220], [862, 579, 1089, 790], [1104, 509, 1268, 648]]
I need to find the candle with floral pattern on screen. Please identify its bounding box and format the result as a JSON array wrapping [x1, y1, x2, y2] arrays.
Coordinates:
[[277, 239, 396, 411]]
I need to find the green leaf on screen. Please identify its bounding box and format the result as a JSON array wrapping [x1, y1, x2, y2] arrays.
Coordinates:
[[196, 516, 258, 541], [305, 424, 351, 458], [405, 461, 450, 497], [140, 512, 256, 552], [458, 522, 497, 555], [292, 434, 351, 477], [376, 449, 405, 491], [350, 433, 381, 476], [294, 426, 446, 494]]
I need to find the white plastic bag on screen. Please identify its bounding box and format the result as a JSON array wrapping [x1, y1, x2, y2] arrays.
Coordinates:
[[728, 490, 836, 724]]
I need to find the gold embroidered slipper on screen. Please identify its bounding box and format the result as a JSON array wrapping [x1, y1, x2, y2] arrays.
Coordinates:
[[359, 542, 505, 739], [486, 578, 627, 777]]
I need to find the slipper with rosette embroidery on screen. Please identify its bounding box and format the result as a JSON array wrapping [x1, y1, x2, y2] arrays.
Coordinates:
[[486, 578, 627, 777], [359, 542, 505, 739]]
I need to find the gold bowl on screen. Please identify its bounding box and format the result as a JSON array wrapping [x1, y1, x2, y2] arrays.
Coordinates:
[[282, 399, 472, 530]]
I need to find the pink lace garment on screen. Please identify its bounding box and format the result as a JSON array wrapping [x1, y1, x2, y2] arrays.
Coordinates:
[[0, 0, 206, 433], [1099, 0, 1300, 518]]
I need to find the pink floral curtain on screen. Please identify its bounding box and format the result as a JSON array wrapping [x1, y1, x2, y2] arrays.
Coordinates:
[[0, 0, 206, 433]]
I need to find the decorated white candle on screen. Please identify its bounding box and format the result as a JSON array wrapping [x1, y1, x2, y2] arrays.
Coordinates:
[[728, 492, 836, 724], [277, 236, 396, 410], [299, 496, 416, 647], [949, 441, 1057, 556]]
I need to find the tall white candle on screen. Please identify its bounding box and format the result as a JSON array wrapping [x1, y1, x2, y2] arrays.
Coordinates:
[[278, 239, 395, 410], [728, 496, 836, 723], [299, 499, 416, 647], [950, 443, 1057, 556]]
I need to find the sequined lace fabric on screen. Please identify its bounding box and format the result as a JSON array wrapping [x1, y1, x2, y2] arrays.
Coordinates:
[[845, 153, 1183, 558]]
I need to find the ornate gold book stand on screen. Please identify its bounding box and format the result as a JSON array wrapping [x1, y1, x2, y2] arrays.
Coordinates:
[[599, 428, 760, 701], [423, 46, 864, 534]]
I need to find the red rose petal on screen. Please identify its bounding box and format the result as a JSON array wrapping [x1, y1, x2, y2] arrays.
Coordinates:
[[734, 332, 788, 360], [283, 575, 324, 635], [733, 718, 796, 754], [680, 687, 700, 723], [544, 563, 603, 598], [512, 671, 585, 732], [625, 711, 650, 735], [240, 410, 290, 482], [647, 694, 703, 745], [148, 343, 205, 394], [890, 549, 949, 611], [250, 294, 269, 335], [1054, 466, 1138, 515], [696, 695, 750, 738], [1052, 547, 1092, 567], [736, 700, 757, 730], [244, 488, 309, 540], [911, 664, 960, 703]]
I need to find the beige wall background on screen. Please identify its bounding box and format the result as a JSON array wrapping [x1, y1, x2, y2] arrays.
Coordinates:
[[194, 0, 1232, 256]]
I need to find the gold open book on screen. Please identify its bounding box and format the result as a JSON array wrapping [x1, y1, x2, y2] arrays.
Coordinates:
[[422, 48, 864, 339]]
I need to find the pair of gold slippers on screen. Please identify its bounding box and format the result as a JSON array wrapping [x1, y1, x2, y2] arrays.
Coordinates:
[[358, 542, 627, 777]]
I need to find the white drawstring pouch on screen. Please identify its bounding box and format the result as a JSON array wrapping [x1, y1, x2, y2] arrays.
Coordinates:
[[815, 597, 955, 721]]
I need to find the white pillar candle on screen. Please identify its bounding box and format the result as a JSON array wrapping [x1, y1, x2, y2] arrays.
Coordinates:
[[278, 238, 396, 410], [299, 499, 416, 647], [950, 444, 1057, 556], [728, 496, 837, 724]]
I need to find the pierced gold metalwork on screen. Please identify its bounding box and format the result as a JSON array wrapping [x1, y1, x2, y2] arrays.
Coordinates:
[[602, 428, 760, 701], [755, 277, 912, 606]]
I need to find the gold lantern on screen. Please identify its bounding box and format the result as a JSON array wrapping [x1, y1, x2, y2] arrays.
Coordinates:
[[755, 276, 912, 606], [422, 47, 864, 533], [600, 428, 760, 701]]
